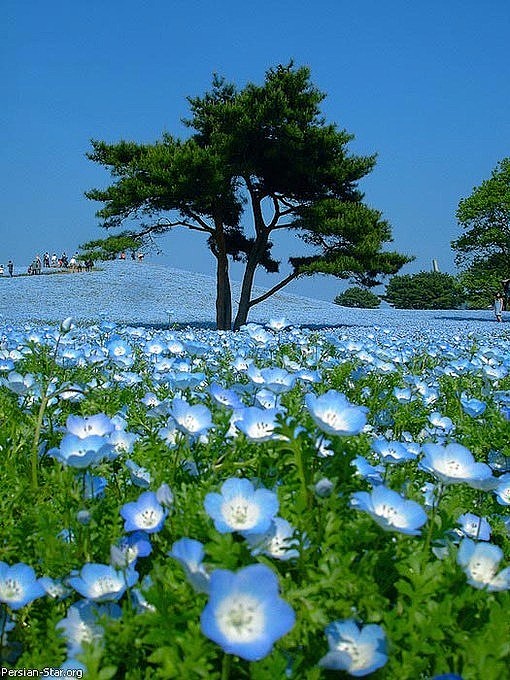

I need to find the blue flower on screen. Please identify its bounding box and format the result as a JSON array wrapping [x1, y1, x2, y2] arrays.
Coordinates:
[[170, 397, 213, 437], [351, 485, 427, 536], [0, 562, 45, 610], [460, 393, 486, 418], [371, 437, 416, 464], [121, 491, 168, 533], [66, 413, 114, 438], [420, 443, 496, 489], [68, 563, 138, 602], [319, 619, 388, 676], [209, 382, 244, 410], [200, 564, 295, 661], [50, 433, 112, 469], [110, 532, 152, 568], [234, 407, 280, 442], [457, 513, 491, 541], [457, 538, 510, 591], [494, 473, 510, 505], [204, 478, 279, 535], [244, 517, 300, 561], [169, 538, 210, 593], [56, 600, 121, 657], [305, 390, 367, 436], [125, 459, 151, 488]]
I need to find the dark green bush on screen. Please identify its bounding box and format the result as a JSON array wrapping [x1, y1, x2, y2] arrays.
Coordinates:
[[384, 271, 465, 309], [334, 287, 380, 308]]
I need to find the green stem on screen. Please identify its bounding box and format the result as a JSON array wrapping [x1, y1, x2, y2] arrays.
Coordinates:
[[221, 652, 231, 680], [422, 482, 444, 561], [293, 442, 311, 510], [31, 392, 48, 491]]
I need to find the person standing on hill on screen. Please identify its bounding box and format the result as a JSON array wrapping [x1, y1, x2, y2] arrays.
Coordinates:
[[7, 260, 13, 277], [494, 291, 504, 322]]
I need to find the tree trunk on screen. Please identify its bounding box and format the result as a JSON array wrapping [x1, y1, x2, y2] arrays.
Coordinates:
[[214, 229, 232, 330], [233, 233, 267, 330]]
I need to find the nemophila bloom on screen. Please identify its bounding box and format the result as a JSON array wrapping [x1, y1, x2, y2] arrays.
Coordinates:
[[393, 386, 413, 403], [209, 382, 244, 410], [420, 443, 496, 489], [156, 483, 174, 508], [371, 438, 416, 464], [255, 388, 279, 410], [68, 563, 138, 602], [487, 449, 510, 472], [106, 336, 133, 364], [39, 577, 73, 601], [457, 513, 491, 541], [267, 317, 290, 331], [245, 517, 300, 561], [460, 393, 486, 418], [491, 473, 510, 506], [108, 428, 138, 455], [431, 674, 464, 680], [457, 538, 510, 591], [319, 619, 388, 676], [0, 562, 45, 610], [428, 412, 454, 433], [125, 459, 151, 488], [315, 477, 334, 498], [200, 564, 295, 661], [66, 413, 114, 438], [235, 406, 280, 442], [4, 370, 35, 395], [351, 485, 427, 536], [50, 434, 112, 469], [0, 357, 15, 372], [306, 390, 367, 436], [158, 423, 179, 447], [245, 324, 274, 346], [204, 478, 279, 535], [352, 456, 384, 485], [170, 397, 212, 437], [121, 491, 168, 534], [110, 532, 152, 568], [258, 367, 296, 394], [316, 437, 334, 458], [169, 538, 210, 593], [56, 600, 121, 658]]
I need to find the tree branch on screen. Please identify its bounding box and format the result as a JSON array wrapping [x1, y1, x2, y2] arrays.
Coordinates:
[[248, 271, 300, 308]]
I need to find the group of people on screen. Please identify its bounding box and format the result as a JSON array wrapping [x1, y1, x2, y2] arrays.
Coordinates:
[[0, 252, 95, 277], [494, 278, 510, 322], [0, 260, 14, 276]]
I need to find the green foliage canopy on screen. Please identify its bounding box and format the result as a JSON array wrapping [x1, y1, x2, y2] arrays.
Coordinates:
[[86, 63, 411, 329], [334, 286, 380, 308], [452, 158, 510, 306], [384, 271, 464, 310], [79, 231, 142, 261]]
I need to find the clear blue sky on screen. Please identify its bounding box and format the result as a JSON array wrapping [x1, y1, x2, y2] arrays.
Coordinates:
[[2, 0, 509, 301]]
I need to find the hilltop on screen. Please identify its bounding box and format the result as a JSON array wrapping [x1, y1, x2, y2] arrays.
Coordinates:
[[0, 260, 499, 331]]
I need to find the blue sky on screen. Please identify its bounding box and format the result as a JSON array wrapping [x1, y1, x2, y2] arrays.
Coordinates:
[[2, 0, 509, 301]]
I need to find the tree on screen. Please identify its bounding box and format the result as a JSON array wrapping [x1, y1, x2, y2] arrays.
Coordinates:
[[334, 287, 380, 308], [452, 158, 510, 305], [384, 272, 464, 309], [79, 231, 142, 261], [86, 63, 410, 329]]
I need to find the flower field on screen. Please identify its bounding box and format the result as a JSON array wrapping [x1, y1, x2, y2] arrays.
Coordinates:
[[0, 269, 509, 678]]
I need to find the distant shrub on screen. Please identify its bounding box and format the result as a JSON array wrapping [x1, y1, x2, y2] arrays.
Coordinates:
[[384, 271, 464, 309], [334, 287, 380, 308]]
